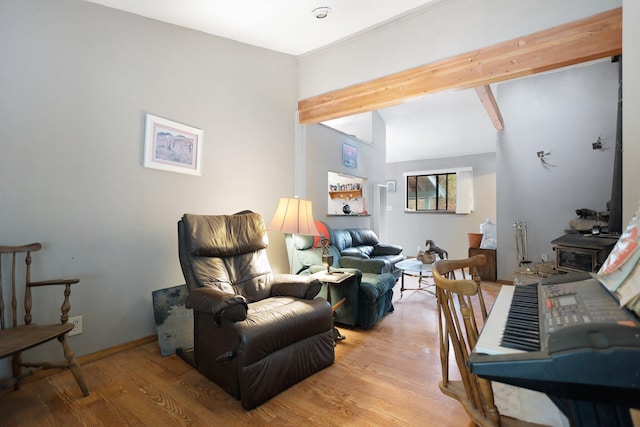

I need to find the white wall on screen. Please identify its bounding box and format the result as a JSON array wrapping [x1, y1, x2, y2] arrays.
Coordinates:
[[386, 153, 496, 260], [496, 61, 619, 279], [0, 0, 297, 364]]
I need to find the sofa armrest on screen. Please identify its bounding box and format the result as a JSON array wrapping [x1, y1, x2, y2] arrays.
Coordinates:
[[371, 243, 403, 256], [339, 256, 387, 274], [186, 287, 248, 322], [271, 274, 322, 299]]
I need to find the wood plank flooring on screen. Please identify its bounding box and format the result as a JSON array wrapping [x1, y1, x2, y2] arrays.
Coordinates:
[[0, 276, 501, 427]]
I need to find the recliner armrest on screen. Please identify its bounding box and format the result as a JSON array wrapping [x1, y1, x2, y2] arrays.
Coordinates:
[[339, 256, 387, 274], [371, 243, 403, 256], [271, 274, 322, 299], [186, 287, 248, 322]]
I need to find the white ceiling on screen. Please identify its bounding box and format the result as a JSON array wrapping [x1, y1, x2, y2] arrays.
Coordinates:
[[82, 0, 497, 162], [83, 0, 441, 56]]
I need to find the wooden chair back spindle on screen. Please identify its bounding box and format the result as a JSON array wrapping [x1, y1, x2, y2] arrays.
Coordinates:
[[433, 255, 550, 427], [0, 243, 88, 396], [433, 255, 501, 426]]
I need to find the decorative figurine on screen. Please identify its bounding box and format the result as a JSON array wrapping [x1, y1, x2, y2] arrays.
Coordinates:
[[320, 235, 333, 273]]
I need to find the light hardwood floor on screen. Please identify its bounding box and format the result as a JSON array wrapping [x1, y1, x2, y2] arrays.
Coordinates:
[[0, 276, 501, 426]]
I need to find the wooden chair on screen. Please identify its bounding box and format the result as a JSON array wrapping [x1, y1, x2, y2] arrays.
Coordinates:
[[0, 243, 89, 396], [432, 255, 547, 427]]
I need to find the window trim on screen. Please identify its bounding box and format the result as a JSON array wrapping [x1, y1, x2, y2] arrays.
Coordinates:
[[403, 167, 474, 214]]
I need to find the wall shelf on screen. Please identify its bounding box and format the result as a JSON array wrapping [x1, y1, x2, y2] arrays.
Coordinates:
[[328, 190, 362, 200]]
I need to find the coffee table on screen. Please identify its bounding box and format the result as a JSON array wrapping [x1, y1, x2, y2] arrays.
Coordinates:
[[395, 258, 437, 298]]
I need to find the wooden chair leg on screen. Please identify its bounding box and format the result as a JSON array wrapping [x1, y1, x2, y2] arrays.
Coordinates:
[[11, 352, 22, 391], [58, 335, 89, 396]]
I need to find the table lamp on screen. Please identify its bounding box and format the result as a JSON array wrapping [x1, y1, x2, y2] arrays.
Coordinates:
[[267, 197, 319, 274]]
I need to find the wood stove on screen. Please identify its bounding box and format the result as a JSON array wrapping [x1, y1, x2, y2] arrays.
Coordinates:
[[551, 234, 618, 273]]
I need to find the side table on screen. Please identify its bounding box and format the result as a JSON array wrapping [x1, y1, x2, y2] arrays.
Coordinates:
[[468, 248, 497, 281], [312, 271, 354, 343]]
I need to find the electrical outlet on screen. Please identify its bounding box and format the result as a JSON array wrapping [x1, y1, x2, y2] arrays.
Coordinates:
[[541, 253, 548, 262], [68, 315, 82, 336]]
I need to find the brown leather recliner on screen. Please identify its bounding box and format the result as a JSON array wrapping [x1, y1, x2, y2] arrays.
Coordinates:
[[177, 211, 335, 409]]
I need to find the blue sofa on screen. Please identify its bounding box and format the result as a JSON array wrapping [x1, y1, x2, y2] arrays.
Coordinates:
[[286, 222, 404, 329]]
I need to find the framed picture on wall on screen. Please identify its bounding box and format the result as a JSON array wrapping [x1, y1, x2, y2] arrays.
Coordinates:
[[343, 142, 358, 169], [144, 113, 203, 176], [386, 180, 397, 192]]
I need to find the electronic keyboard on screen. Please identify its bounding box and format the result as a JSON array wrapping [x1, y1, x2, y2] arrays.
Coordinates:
[[469, 277, 640, 411]]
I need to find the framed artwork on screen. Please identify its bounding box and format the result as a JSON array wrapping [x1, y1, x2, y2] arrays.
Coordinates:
[[386, 180, 397, 192], [152, 284, 193, 356], [342, 142, 358, 169], [144, 113, 203, 175]]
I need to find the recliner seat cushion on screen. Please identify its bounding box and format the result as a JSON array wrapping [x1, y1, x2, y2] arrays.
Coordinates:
[[236, 297, 333, 366]]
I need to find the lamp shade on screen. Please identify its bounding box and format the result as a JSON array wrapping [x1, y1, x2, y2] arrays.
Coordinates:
[[267, 197, 319, 236]]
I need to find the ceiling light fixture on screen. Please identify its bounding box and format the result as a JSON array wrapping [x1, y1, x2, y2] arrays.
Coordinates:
[[312, 7, 331, 19]]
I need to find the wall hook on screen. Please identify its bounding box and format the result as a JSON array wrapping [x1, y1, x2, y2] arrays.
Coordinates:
[[592, 136, 603, 150], [537, 150, 555, 168]]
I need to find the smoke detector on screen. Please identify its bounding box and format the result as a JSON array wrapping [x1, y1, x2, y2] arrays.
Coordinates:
[[312, 7, 331, 19]]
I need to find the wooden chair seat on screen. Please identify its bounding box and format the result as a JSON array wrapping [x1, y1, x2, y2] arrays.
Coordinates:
[[0, 243, 88, 397], [0, 323, 74, 358]]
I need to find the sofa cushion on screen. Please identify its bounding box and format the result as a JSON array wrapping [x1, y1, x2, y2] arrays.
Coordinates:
[[332, 229, 353, 252], [340, 246, 372, 258], [349, 229, 380, 247], [371, 243, 403, 257]]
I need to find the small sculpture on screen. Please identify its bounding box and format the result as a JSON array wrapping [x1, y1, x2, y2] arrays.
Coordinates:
[[424, 240, 448, 260], [320, 235, 333, 273], [575, 208, 598, 220]]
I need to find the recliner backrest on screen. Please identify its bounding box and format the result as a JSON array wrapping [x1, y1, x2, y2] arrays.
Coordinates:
[[178, 212, 274, 302]]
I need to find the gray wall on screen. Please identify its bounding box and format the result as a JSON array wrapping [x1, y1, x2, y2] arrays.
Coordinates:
[[623, 0, 640, 225], [0, 0, 297, 366], [386, 153, 497, 260], [496, 60, 619, 279], [386, 60, 618, 281], [305, 111, 387, 232]]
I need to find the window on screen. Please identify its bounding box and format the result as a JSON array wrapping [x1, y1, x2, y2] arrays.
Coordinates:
[[404, 167, 473, 214]]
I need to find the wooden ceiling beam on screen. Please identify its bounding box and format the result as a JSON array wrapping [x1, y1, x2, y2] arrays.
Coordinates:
[[298, 7, 622, 125], [475, 85, 504, 131]]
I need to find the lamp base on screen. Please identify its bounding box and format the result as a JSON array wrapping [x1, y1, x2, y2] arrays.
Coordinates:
[[322, 255, 334, 274]]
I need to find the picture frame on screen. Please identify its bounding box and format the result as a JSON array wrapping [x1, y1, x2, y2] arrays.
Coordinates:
[[342, 142, 358, 169], [386, 180, 397, 192], [144, 113, 203, 176], [152, 284, 193, 356]]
